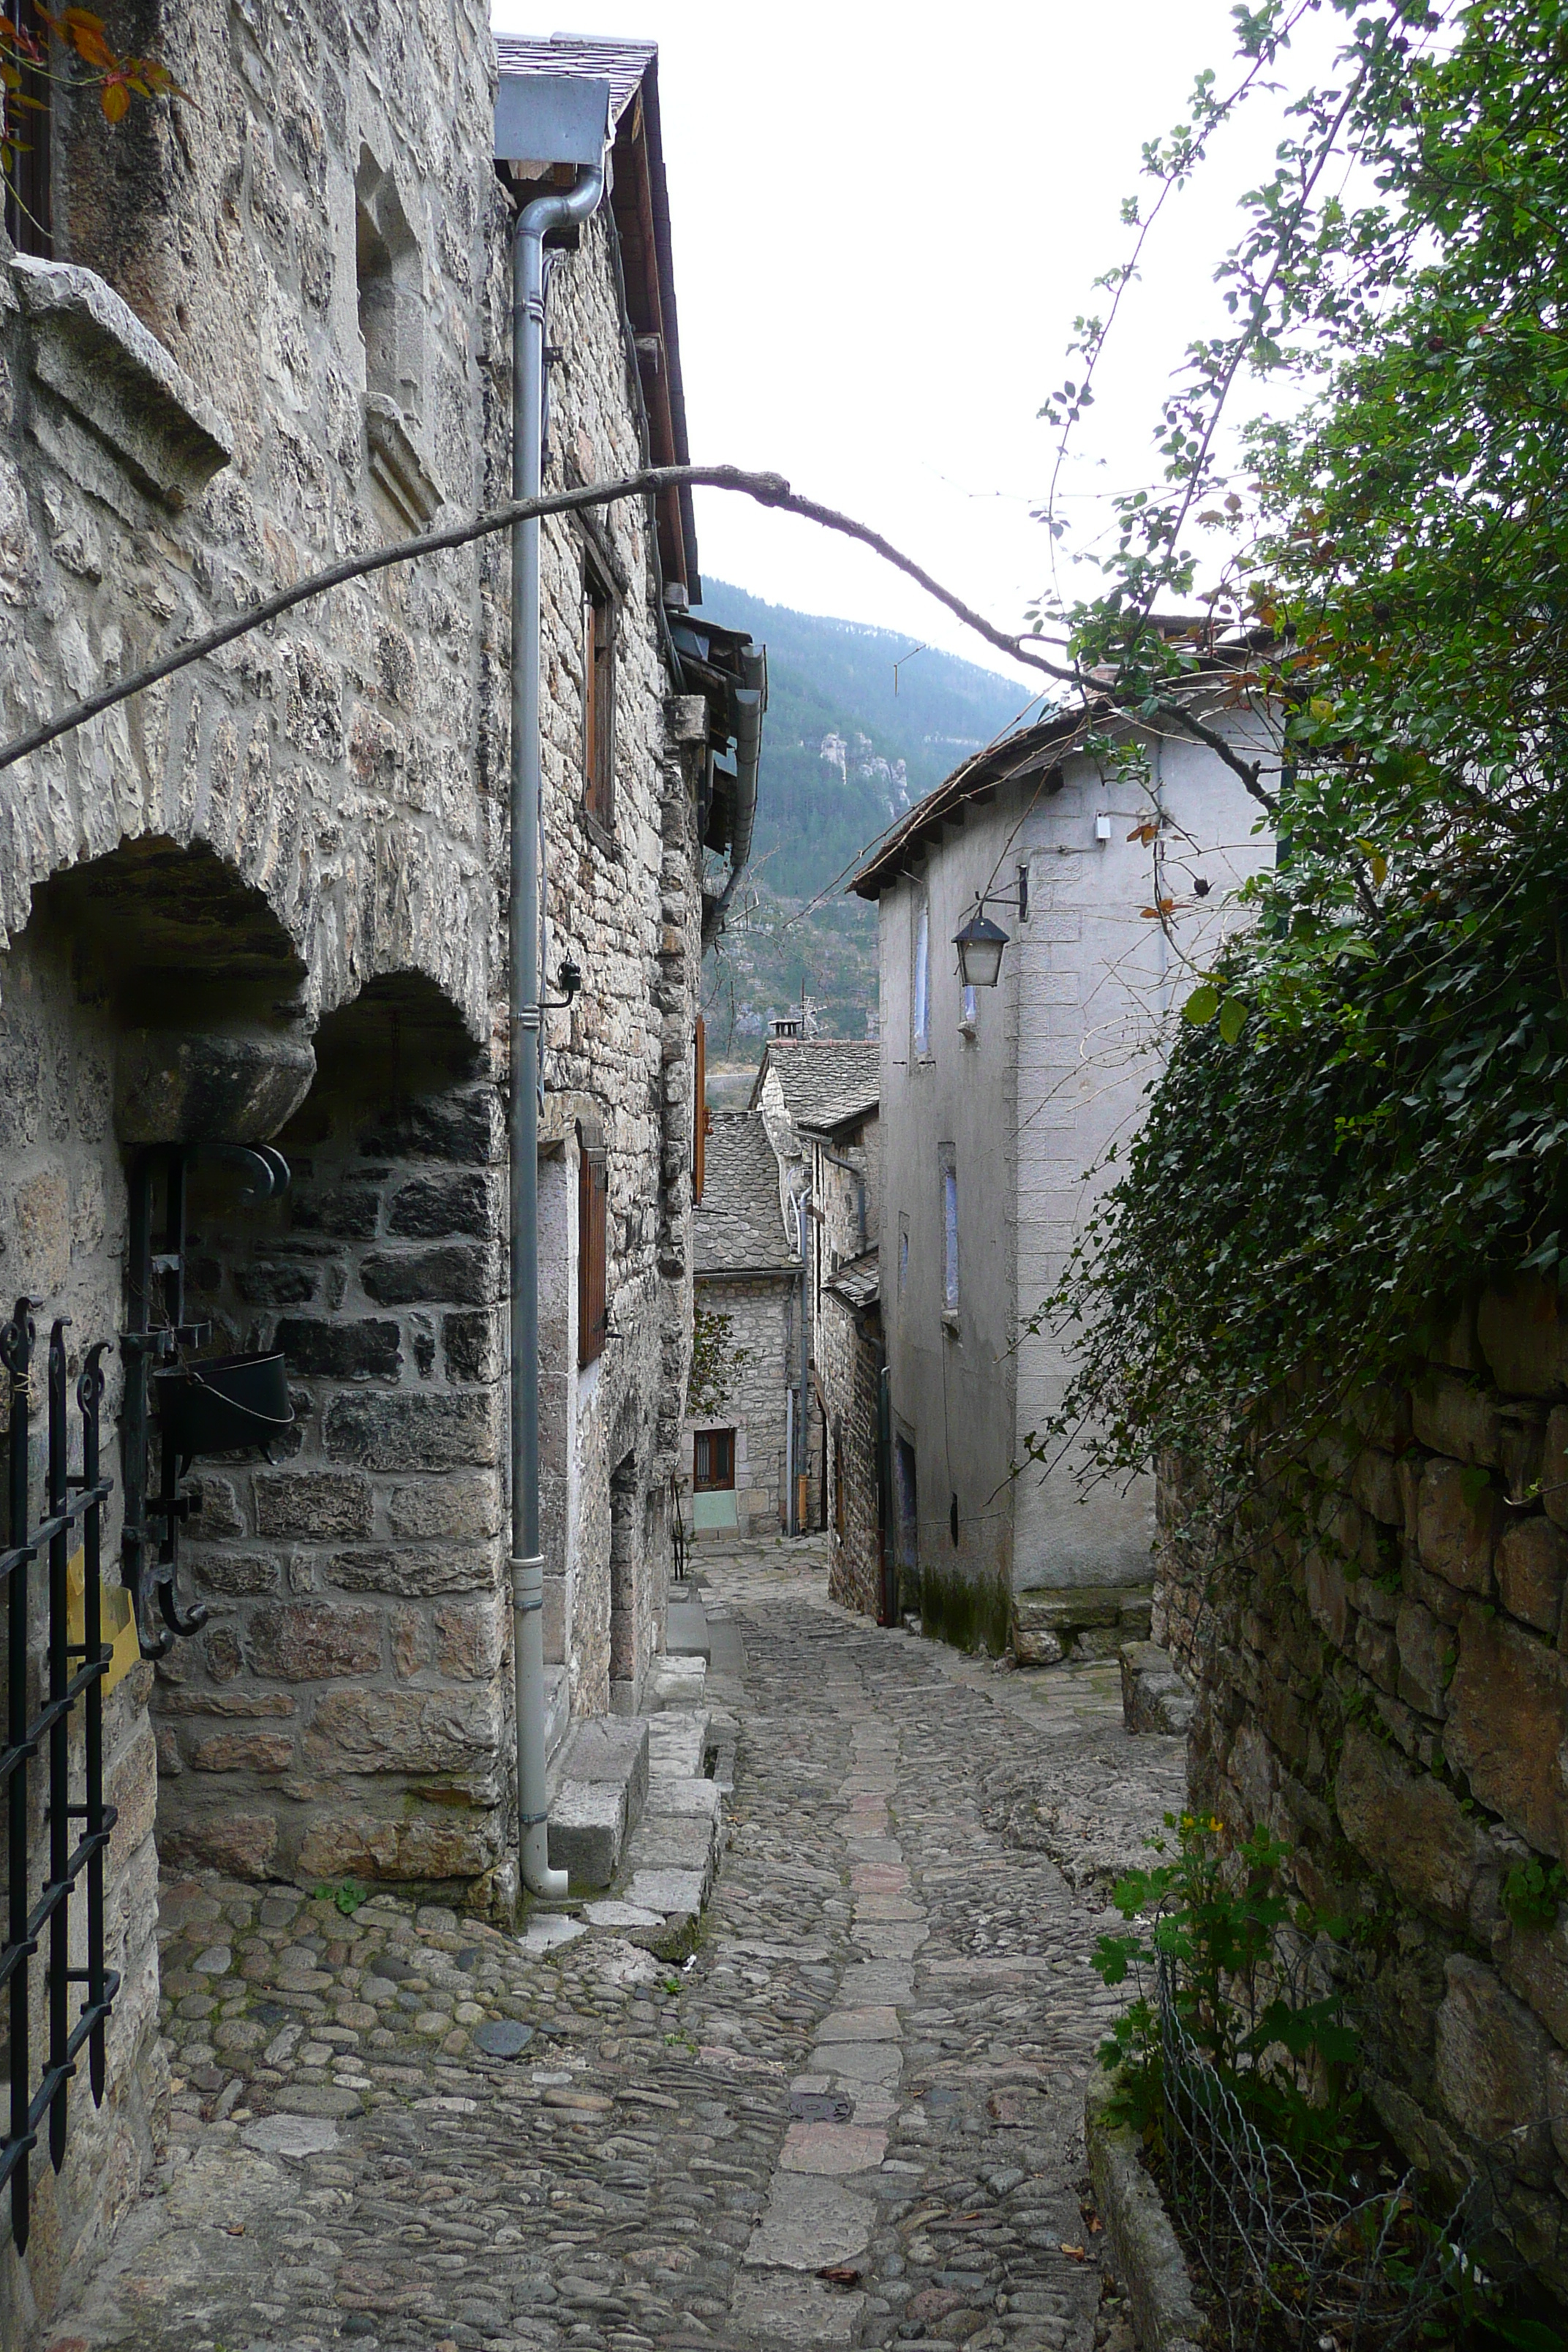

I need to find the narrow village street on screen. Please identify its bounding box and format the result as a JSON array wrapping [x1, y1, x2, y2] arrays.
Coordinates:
[[54, 1541, 1182, 2352]]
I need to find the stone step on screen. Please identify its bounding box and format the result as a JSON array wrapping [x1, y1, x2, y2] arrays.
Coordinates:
[[545, 1715, 650, 1890], [1012, 1583, 1153, 1665], [645, 1652, 707, 1710], [665, 1594, 710, 1662], [1119, 1640, 1196, 1737]]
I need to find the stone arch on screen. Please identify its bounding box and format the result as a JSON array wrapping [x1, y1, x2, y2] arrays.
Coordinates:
[[162, 962, 512, 1911]]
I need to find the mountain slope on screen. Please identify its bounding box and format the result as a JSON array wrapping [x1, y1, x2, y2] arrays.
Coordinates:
[[696, 583, 1031, 1047]]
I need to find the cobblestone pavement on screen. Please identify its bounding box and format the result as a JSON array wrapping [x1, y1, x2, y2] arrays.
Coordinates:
[[55, 1539, 1179, 2352]]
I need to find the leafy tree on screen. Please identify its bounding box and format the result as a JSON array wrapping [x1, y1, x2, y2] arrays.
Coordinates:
[[1028, 2, 1568, 1490]]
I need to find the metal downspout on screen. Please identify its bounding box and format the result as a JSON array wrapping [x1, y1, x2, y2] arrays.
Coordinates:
[[701, 644, 766, 944], [510, 162, 605, 1900]]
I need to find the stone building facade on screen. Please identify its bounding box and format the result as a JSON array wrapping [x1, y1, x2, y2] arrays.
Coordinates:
[[852, 705, 1268, 1652], [1156, 1282, 1568, 2301], [0, 19, 755, 2341], [685, 1109, 798, 1538]]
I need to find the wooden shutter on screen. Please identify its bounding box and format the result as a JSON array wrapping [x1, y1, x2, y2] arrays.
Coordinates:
[[578, 1140, 608, 1366], [693, 1016, 708, 1203]]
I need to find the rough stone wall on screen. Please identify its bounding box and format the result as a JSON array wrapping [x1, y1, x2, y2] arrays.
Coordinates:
[[157, 1067, 513, 1906], [683, 1279, 793, 1537], [0, 921, 165, 2349], [826, 1304, 885, 1618], [0, 5, 499, 2334], [1157, 1277, 1568, 2299], [813, 1117, 883, 1616], [523, 208, 701, 1709]]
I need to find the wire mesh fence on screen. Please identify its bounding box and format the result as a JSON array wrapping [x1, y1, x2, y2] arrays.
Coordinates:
[[1153, 1953, 1479, 2352]]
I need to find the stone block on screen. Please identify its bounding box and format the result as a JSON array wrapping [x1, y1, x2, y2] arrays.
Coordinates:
[[1354, 1616, 1399, 1693], [1334, 1722, 1483, 1929], [254, 1469, 372, 1538], [273, 1316, 400, 1379], [1434, 1953, 1553, 2183], [159, 1812, 277, 1878], [1496, 1515, 1568, 1637], [1411, 1375, 1502, 1468], [1119, 1641, 1195, 1735], [1445, 1605, 1568, 1856], [297, 1811, 494, 1884], [557, 1716, 650, 1823], [1303, 1546, 1349, 1649], [12, 1165, 68, 1294], [387, 1171, 496, 1238], [189, 1474, 246, 1537], [1395, 1597, 1454, 1716], [237, 1261, 318, 1308], [1485, 1278, 1568, 1395], [288, 1186, 380, 1239], [1350, 1447, 1403, 1526], [361, 1243, 495, 1305], [328, 1544, 494, 1597], [433, 1602, 503, 1679], [358, 1089, 501, 1167], [189, 1730, 295, 1774], [626, 1867, 707, 1918], [192, 1550, 280, 1596], [387, 1471, 501, 1541], [548, 1781, 625, 1888], [246, 1602, 382, 1679], [442, 1308, 500, 1383], [304, 1684, 502, 1775], [1416, 1458, 1499, 1594], [114, 1030, 314, 1145], [323, 1387, 500, 1470], [1498, 1915, 1568, 2051]]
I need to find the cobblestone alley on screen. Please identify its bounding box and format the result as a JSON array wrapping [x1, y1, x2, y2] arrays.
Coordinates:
[[53, 1542, 1183, 2352]]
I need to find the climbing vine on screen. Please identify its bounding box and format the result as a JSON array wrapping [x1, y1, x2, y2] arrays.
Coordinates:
[[687, 1306, 752, 1422], [1026, 5, 1568, 1485]]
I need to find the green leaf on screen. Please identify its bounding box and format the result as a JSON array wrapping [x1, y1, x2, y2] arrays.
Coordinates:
[[1218, 996, 1247, 1044], [1183, 984, 1221, 1025]]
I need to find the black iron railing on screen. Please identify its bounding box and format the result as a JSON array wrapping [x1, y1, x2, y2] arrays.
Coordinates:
[[0, 1304, 118, 2253]]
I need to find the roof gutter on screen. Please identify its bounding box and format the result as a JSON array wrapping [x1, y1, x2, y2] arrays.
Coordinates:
[[701, 641, 766, 945]]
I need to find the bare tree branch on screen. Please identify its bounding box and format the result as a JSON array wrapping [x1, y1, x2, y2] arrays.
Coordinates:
[[0, 463, 1079, 779]]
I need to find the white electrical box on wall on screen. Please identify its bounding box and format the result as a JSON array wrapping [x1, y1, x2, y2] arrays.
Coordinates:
[[1094, 811, 1113, 843]]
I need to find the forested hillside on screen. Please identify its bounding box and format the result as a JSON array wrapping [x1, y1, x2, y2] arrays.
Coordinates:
[[697, 581, 1030, 1049]]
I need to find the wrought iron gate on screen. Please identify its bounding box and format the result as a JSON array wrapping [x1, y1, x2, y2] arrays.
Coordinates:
[[0, 1303, 118, 2253]]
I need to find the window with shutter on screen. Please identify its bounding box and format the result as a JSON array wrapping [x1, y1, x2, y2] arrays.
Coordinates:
[[577, 1139, 608, 1367]]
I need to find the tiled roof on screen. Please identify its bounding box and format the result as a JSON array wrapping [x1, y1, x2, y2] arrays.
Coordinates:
[[826, 1245, 880, 1312], [493, 34, 656, 130], [749, 1040, 880, 1135], [694, 1112, 797, 1276]]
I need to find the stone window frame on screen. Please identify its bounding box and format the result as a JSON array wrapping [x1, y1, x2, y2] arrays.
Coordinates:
[[912, 886, 931, 1060], [693, 1427, 736, 1492], [577, 1124, 608, 1368]]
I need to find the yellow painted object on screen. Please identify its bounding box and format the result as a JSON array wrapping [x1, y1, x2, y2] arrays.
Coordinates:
[[66, 1549, 139, 1697]]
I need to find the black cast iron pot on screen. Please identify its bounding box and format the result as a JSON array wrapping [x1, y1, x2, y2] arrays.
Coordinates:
[[155, 1351, 294, 1461]]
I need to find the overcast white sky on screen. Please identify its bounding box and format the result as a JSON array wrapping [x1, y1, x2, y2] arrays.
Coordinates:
[[491, 3, 1338, 690]]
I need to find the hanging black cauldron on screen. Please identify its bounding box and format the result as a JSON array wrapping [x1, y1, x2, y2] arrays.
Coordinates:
[[155, 1349, 294, 1464]]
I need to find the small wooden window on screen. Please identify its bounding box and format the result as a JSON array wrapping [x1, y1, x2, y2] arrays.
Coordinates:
[[6, 1, 53, 259], [577, 1140, 608, 1367], [694, 1428, 735, 1491], [583, 557, 615, 829]]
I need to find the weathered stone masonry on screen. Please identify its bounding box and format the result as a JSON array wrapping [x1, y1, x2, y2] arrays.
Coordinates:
[[1157, 1278, 1568, 2298]]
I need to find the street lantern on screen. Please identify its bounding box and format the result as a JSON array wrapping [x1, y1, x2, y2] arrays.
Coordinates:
[[953, 905, 1009, 990]]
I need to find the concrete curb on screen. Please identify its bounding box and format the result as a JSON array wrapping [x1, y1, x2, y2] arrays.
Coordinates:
[[1085, 2070, 1207, 2352]]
